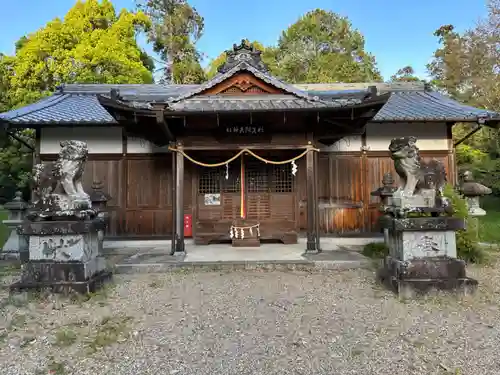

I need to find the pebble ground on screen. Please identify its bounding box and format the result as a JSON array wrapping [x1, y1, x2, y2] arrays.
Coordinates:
[[1, 262, 500, 375]]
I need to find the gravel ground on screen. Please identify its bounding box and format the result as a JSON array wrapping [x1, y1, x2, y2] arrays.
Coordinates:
[[1, 262, 500, 375]]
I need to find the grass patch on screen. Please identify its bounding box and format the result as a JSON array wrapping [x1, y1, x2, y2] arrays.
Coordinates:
[[69, 282, 115, 306], [53, 328, 78, 347], [84, 315, 134, 353], [0, 262, 21, 277], [362, 242, 389, 259], [478, 196, 500, 244], [0, 209, 8, 249]]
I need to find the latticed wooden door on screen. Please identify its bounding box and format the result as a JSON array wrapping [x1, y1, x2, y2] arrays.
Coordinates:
[[246, 159, 271, 220], [197, 156, 296, 223]]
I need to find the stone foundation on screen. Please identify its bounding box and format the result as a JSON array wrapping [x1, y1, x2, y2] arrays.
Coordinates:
[[379, 256, 478, 298], [12, 218, 111, 294]]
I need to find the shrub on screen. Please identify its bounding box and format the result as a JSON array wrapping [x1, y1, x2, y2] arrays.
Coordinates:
[[362, 242, 389, 258], [443, 184, 485, 263]]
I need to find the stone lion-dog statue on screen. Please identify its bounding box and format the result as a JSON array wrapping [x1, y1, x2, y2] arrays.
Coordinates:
[[388, 136, 447, 199], [32, 140, 92, 217]]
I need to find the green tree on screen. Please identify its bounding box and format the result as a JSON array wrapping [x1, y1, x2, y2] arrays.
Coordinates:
[[6, 0, 153, 108], [271, 9, 382, 83], [0, 0, 155, 200], [0, 130, 34, 203], [389, 66, 422, 83], [137, 0, 205, 83], [428, 1, 500, 191]]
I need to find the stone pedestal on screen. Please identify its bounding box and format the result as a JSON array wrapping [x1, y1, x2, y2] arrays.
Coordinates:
[[10, 219, 111, 294], [378, 217, 478, 297]]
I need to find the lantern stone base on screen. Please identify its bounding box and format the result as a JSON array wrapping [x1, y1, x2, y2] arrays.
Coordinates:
[[378, 256, 478, 298]]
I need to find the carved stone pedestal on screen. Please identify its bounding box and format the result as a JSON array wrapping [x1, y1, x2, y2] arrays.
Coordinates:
[[10, 219, 112, 294], [378, 217, 477, 297], [379, 256, 478, 298]]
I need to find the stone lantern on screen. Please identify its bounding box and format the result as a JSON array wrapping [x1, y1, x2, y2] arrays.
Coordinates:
[[89, 180, 111, 245], [371, 173, 398, 243], [371, 173, 397, 208], [459, 170, 492, 216], [2, 191, 29, 262]]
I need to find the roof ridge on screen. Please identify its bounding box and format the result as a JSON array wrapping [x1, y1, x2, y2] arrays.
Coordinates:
[[295, 82, 426, 92]]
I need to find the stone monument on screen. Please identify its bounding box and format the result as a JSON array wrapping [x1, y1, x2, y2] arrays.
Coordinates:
[[11, 140, 111, 294], [378, 136, 477, 297]]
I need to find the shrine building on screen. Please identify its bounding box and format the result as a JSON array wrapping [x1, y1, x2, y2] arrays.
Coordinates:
[[1, 40, 499, 252]]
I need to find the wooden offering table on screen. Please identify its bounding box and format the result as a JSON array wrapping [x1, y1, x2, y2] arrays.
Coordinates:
[[230, 219, 261, 247]]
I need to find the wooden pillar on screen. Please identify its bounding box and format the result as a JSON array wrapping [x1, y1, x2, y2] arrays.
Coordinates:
[[175, 144, 185, 253], [314, 149, 321, 251], [306, 146, 319, 252], [170, 148, 177, 255], [446, 122, 457, 186]]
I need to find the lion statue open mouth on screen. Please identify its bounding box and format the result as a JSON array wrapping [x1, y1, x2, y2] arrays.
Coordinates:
[[388, 136, 447, 198], [31, 140, 93, 218]]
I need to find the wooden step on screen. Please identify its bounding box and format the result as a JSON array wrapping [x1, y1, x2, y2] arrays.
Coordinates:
[[232, 238, 261, 247]]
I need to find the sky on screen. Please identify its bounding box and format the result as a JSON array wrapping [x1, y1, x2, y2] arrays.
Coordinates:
[[0, 0, 490, 81]]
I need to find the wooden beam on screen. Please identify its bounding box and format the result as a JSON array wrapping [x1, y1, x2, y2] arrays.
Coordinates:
[[171, 149, 177, 255], [446, 122, 457, 185], [181, 144, 311, 151], [305, 138, 318, 253], [175, 144, 185, 253], [314, 149, 321, 251], [155, 110, 175, 141]]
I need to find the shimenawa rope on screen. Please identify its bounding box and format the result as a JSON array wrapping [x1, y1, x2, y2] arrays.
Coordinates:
[[168, 145, 319, 167]]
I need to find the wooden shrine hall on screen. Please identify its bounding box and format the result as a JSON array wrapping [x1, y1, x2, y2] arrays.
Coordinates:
[[3, 40, 498, 253], [97, 41, 390, 252]]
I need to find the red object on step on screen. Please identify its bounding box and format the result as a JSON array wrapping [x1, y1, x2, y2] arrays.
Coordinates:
[[184, 214, 192, 237]]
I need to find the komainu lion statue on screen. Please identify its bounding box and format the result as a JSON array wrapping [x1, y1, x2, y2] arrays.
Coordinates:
[[31, 140, 92, 218], [388, 136, 447, 197]]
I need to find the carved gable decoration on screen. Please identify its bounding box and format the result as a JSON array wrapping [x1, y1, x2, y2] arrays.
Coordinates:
[[199, 40, 283, 95], [204, 73, 283, 95], [218, 40, 269, 74]]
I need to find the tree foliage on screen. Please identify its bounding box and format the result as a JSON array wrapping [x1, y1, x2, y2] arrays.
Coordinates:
[[428, 0, 500, 193], [4, 0, 154, 108], [206, 10, 381, 84], [389, 66, 422, 83], [270, 9, 382, 83], [137, 0, 205, 83], [0, 0, 156, 201]]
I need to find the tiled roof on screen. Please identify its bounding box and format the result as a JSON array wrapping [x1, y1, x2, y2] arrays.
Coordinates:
[[170, 61, 321, 103], [1, 82, 498, 126], [0, 94, 117, 125], [167, 95, 366, 113], [374, 91, 498, 122]]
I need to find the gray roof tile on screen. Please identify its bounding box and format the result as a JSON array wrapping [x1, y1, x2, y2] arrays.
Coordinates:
[[0, 94, 116, 124], [373, 91, 498, 122], [1, 82, 498, 126], [167, 95, 364, 112]]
